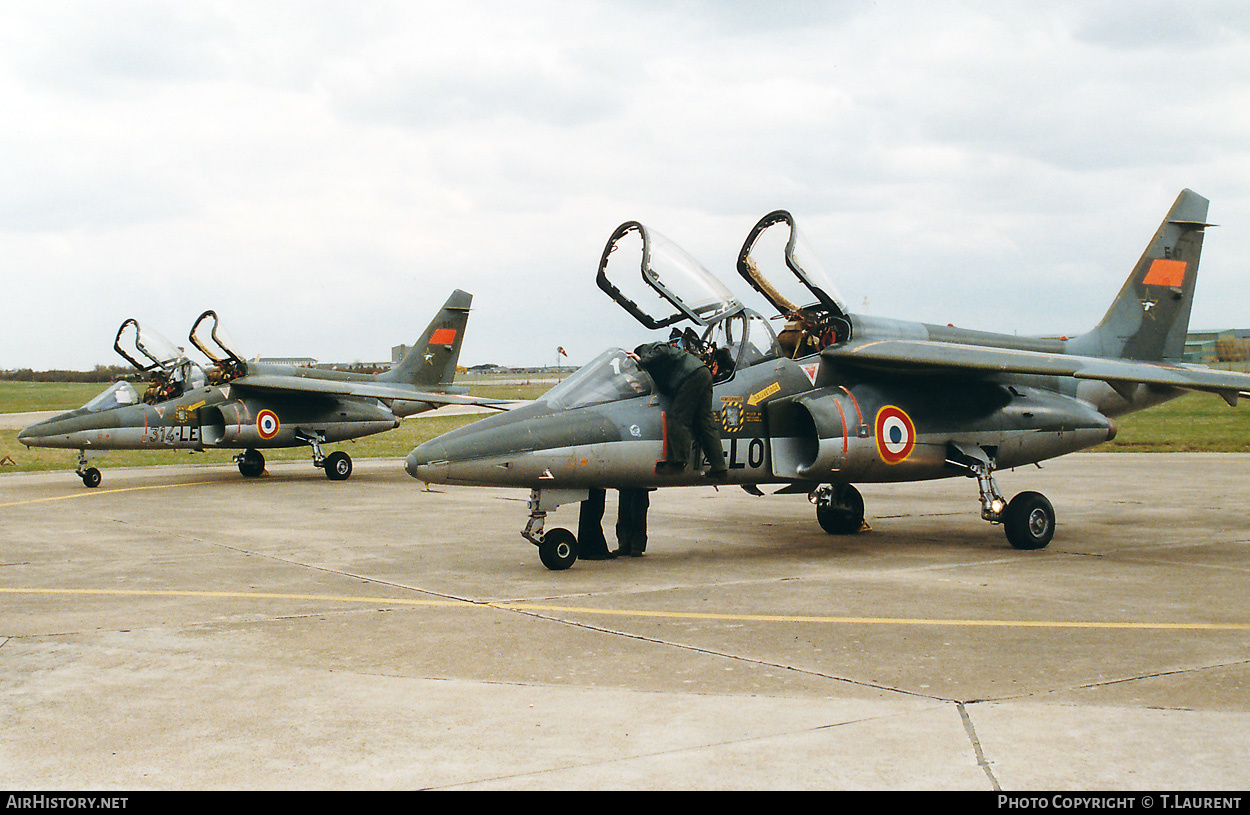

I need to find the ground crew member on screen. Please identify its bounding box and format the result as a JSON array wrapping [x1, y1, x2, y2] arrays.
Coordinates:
[[577, 487, 654, 558], [626, 341, 728, 478]]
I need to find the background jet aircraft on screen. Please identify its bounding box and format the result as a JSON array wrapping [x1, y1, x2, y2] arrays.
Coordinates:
[[407, 190, 1250, 570], [20, 289, 503, 487]]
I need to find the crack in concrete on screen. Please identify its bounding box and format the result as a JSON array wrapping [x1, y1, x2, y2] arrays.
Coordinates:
[[958, 702, 1001, 790]]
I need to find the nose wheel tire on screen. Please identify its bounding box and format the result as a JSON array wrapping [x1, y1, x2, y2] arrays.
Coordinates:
[[538, 527, 579, 571], [1003, 491, 1055, 550], [81, 467, 102, 488]]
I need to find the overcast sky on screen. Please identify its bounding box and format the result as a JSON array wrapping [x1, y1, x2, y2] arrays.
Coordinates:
[[3, 0, 1249, 371]]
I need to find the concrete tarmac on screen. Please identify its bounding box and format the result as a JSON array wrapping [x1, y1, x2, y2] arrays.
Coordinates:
[[1, 453, 1248, 791]]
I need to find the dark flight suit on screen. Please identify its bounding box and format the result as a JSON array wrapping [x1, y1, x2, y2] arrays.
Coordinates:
[[634, 342, 727, 475], [577, 488, 652, 557], [577, 488, 614, 559], [615, 488, 652, 556]]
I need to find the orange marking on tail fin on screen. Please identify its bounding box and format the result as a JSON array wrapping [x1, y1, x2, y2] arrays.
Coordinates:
[[1143, 259, 1187, 287], [428, 328, 458, 345]]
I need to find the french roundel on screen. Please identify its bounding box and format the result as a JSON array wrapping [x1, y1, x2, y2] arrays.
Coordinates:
[[256, 409, 280, 440], [874, 405, 915, 464]]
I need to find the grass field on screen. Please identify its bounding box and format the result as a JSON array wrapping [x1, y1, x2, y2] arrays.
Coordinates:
[[1106, 391, 1250, 452], [1, 377, 1247, 477]]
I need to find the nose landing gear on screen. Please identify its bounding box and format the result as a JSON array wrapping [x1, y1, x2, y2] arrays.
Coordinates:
[[522, 488, 589, 570], [75, 449, 105, 488]]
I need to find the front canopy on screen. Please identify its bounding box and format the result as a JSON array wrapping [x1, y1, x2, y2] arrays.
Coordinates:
[[113, 318, 186, 374], [596, 221, 743, 329], [113, 318, 205, 402]]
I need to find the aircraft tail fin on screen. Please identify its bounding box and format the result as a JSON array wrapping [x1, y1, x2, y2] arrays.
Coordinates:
[[1069, 189, 1212, 362], [377, 290, 473, 387]]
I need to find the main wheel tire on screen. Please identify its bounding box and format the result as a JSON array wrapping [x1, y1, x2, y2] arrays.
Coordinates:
[[81, 467, 102, 488], [324, 451, 352, 481], [238, 449, 266, 478], [538, 527, 579, 571], [1004, 491, 1055, 550], [816, 484, 865, 535]]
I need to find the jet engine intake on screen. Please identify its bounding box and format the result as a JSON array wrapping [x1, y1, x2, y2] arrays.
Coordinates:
[[766, 388, 869, 479]]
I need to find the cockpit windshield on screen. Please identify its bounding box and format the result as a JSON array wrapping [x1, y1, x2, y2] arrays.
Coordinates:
[[541, 348, 654, 410], [596, 221, 743, 329], [704, 311, 782, 375], [83, 381, 141, 413]]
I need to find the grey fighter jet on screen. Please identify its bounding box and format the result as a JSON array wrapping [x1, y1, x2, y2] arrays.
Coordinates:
[[407, 191, 1250, 570], [21, 290, 503, 487]]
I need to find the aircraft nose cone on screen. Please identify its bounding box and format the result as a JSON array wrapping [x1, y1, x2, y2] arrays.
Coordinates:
[[405, 440, 446, 480], [16, 416, 56, 446]]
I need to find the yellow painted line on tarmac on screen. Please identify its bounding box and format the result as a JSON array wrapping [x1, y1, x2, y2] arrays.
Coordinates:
[[0, 587, 466, 609], [0, 480, 219, 508], [2, 587, 1248, 632], [491, 603, 1250, 631]]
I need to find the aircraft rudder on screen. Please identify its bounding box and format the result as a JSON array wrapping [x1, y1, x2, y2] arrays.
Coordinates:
[[379, 290, 473, 386], [1070, 189, 1210, 362]]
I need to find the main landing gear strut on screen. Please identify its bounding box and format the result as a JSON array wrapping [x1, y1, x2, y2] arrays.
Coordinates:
[[952, 445, 1055, 550], [299, 430, 353, 481], [233, 433, 353, 481], [811, 445, 1056, 550]]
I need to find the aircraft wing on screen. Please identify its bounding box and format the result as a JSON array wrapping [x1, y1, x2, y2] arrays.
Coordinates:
[[229, 374, 513, 410], [824, 339, 1250, 405]]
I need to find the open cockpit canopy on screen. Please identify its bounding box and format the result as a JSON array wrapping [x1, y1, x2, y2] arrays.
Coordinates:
[[114, 318, 187, 374], [595, 219, 783, 383], [189, 310, 247, 382], [737, 210, 852, 337], [112, 318, 204, 403], [189, 310, 245, 366], [596, 221, 743, 329]]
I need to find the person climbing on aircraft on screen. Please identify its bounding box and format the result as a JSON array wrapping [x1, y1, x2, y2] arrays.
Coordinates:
[[626, 338, 728, 479]]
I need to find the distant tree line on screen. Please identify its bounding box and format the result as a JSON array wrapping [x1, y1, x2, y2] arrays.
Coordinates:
[[1, 365, 135, 383]]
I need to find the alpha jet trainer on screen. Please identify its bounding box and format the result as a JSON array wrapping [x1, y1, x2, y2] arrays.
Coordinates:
[[21, 290, 504, 487], [407, 191, 1250, 569]]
